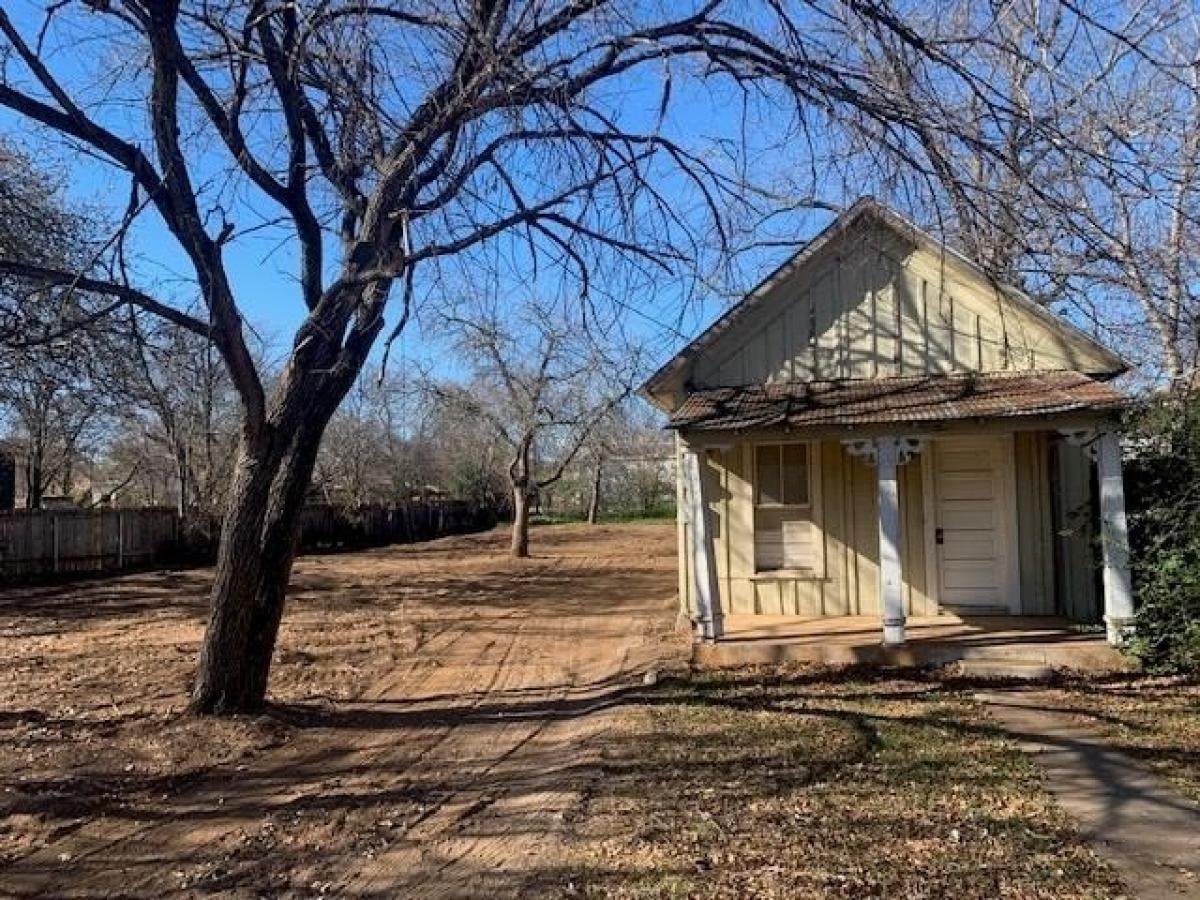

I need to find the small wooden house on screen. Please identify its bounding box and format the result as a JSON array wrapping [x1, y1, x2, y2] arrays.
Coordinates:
[[642, 199, 1134, 650]]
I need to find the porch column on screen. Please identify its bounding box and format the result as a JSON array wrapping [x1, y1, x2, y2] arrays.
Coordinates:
[[1097, 431, 1134, 646], [682, 449, 723, 642], [876, 439, 906, 646], [845, 437, 922, 646]]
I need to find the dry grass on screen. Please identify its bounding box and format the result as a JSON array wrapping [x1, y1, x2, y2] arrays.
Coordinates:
[[541, 667, 1125, 900], [1042, 675, 1200, 804]]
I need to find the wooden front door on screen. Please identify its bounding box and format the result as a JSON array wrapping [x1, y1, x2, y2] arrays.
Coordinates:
[[929, 436, 1017, 614]]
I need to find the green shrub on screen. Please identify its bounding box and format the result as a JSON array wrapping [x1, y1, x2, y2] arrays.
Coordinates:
[[1128, 541, 1200, 673], [1125, 396, 1200, 673]]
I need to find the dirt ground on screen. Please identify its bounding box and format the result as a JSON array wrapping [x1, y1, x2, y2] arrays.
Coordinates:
[[0, 521, 684, 898], [3, 520, 1196, 898]]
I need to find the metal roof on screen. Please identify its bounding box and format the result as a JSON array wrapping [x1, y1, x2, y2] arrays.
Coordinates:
[[668, 371, 1128, 432]]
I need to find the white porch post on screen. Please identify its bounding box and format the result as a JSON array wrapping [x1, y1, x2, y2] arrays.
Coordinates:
[[845, 437, 921, 646], [876, 439, 906, 646], [1097, 431, 1134, 646], [683, 449, 723, 642]]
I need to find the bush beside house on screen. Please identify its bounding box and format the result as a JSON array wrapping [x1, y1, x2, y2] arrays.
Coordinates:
[[1126, 396, 1200, 673]]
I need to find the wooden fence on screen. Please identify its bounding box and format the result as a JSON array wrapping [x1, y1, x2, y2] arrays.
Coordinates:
[[297, 501, 493, 551], [0, 507, 179, 579], [0, 499, 495, 581]]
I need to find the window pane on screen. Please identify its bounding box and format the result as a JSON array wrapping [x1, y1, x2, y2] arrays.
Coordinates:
[[782, 443, 809, 505], [754, 506, 815, 571], [756, 445, 782, 505]]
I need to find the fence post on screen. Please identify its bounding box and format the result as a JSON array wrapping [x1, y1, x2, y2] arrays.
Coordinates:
[[51, 514, 59, 574], [117, 511, 125, 570]]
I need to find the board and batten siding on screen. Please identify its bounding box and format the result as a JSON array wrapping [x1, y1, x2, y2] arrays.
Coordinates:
[[689, 220, 1115, 390], [679, 438, 936, 619], [679, 431, 1082, 621]]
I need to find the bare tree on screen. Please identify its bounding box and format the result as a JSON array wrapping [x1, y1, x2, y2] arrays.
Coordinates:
[[431, 297, 638, 556], [423, 392, 511, 510], [579, 402, 674, 522], [0, 140, 114, 505], [0, 0, 1118, 712], [830, 0, 1200, 386], [313, 368, 413, 506], [104, 318, 242, 520], [576, 410, 625, 525], [0, 342, 105, 507]]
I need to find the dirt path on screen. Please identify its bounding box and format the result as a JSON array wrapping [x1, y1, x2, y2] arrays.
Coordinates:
[[0, 522, 683, 898], [979, 690, 1200, 899]]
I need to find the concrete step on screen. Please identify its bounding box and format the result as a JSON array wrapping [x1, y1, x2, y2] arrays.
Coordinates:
[[956, 658, 1055, 681]]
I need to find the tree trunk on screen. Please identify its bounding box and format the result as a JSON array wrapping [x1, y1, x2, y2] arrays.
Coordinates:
[[26, 456, 42, 509], [176, 441, 190, 519], [511, 485, 531, 558], [586, 460, 602, 525], [189, 415, 328, 714]]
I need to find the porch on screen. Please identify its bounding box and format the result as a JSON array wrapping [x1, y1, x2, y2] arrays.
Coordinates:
[[693, 613, 1128, 671], [673, 374, 1135, 653]]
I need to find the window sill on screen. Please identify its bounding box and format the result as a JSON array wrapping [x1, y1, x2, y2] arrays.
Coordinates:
[[749, 569, 826, 581]]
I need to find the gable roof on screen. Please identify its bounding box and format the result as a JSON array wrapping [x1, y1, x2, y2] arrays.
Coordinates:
[[641, 198, 1126, 409]]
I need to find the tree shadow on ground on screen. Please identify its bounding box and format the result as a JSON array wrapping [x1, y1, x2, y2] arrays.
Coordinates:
[[4, 665, 1186, 898]]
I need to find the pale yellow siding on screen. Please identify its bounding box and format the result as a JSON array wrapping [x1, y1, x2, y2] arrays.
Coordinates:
[[691, 219, 1117, 389], [681, 438, 935, 620], [678, 432, 1106, 622], [665, 208, 1117, 626]]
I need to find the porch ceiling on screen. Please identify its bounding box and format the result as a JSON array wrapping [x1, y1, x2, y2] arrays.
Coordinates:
[[668, 370, 1128, 432]]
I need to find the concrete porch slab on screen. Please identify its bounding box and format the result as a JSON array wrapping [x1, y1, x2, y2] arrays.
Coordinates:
[[692, 614, 1129, 671]]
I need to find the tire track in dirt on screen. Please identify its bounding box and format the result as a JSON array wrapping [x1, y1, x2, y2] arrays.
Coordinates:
[[330, 558, 676, 898], [1, 549, 535, 897], [327, 626, 569, 895], [0, 617, 501, 896], [3, 554, 542, 896], [0, 524, 682, 898]]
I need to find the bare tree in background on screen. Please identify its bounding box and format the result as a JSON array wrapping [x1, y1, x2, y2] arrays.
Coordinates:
[[577, 409, 625, 526], [313, 367, 424, 506], [424, 394, 511, 511], [0, 140, 113, 506], [1061, 19, 1200, 388], [0, 342, 105, 507], [431, 297, 638, 557], [0, 0, 1150, 711], [583, 402, 675, 522], [105, 319, 241, 520], [833, 0, 1200, 386]]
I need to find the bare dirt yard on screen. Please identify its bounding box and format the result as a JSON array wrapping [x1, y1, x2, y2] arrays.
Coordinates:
[[0, 522, 683, 898], [0, 519, 1191, 898]]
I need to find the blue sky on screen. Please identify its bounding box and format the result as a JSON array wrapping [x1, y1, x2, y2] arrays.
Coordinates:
[[0, 1, 857, 382]]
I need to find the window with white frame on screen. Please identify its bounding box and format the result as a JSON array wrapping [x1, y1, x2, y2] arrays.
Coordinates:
[[754, 442, 816, 571]]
